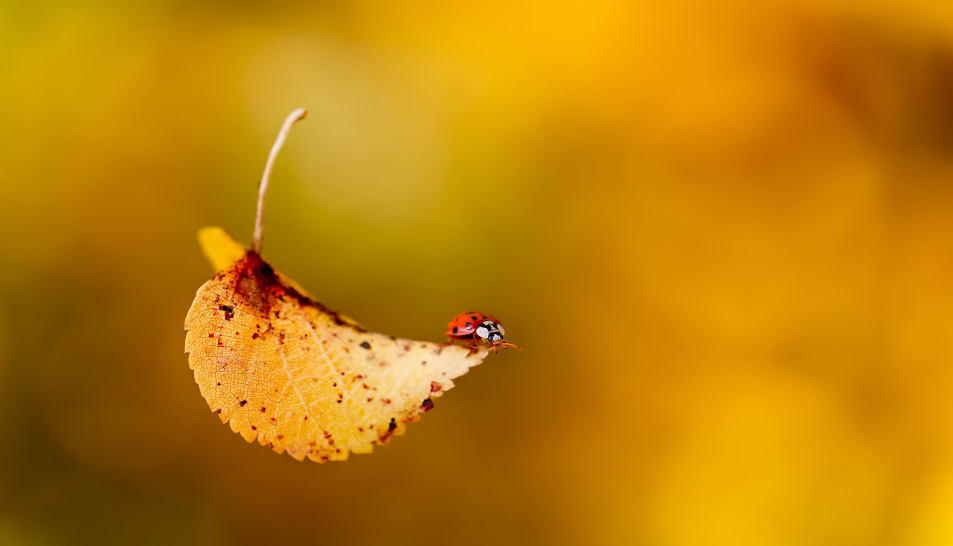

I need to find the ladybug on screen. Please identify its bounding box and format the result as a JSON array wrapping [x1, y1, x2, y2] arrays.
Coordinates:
[[445, 311, 521, 354]]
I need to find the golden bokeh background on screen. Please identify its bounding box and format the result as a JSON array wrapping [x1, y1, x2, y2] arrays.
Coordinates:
[[3, 0, 953, 544]]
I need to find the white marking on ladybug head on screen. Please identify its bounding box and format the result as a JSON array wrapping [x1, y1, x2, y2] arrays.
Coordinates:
[[497, 323, 505, 336], [475, 325, 490, 339]]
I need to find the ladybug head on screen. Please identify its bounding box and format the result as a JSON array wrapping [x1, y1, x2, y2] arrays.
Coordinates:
[[475, 320, 505, 343]]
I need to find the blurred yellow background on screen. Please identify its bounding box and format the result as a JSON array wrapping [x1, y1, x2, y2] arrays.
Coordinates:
[[3, 0, 953, 544]]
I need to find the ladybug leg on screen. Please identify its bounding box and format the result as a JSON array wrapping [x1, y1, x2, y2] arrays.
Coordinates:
[[464, 338, 481, 356], [496, 341, 522, 351]]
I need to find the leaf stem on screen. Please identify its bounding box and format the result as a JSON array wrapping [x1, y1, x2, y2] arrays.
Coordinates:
[[252, 107, 308, 254]]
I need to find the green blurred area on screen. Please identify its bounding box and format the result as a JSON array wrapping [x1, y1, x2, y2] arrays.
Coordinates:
[[3, 0, 953, 544]]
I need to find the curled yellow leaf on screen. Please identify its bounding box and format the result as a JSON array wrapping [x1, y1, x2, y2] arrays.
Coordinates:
[[184, 230, 489, 462]]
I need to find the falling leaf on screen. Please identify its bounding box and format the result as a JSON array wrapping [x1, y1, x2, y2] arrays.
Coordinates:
[[184, 109, 496, 462]]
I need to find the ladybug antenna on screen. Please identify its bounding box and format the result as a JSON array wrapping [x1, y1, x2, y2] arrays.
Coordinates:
[[252, 107, 308, 254]]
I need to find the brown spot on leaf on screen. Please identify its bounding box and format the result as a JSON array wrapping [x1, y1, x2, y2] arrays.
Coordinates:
[[378, 418, 398, 444]]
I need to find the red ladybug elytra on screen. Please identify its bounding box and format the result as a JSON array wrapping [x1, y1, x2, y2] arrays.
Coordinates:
[[445, 311, 520, 354], [445, 311, 497, 339]]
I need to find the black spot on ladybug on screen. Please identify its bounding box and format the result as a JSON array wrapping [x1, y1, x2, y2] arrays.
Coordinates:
[[465, 322, 472, 328], [360, 341, 371, 350], [452, 326, 459, 334], [471, 315, 478, 320]]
